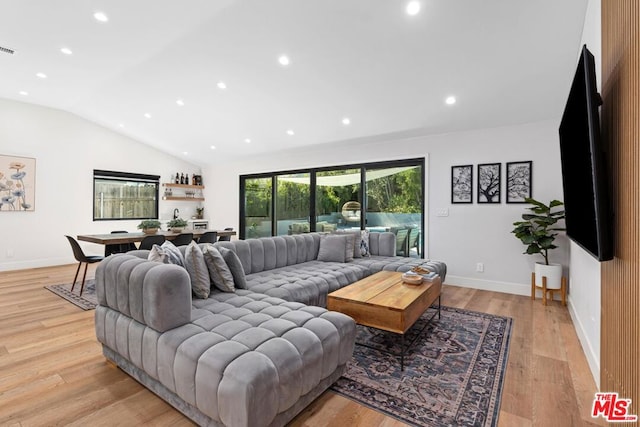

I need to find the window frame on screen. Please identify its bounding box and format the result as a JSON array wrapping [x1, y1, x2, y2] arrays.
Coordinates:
[[93, 169, 160, 221]]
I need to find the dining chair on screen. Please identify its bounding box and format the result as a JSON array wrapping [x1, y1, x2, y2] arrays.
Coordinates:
[[65, 235, 104, 296], [105, 230, 137, 256], [198, 231, 218, 244], [139, 235, 165, 250], [217, 227, 234, 242], [172, 233, 194, 246]]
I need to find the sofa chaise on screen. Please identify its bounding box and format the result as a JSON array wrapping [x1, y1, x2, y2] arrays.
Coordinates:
[[94, 232, 446, 426]]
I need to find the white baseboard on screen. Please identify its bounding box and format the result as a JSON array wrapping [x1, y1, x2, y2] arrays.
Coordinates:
[[567, 295, 600, 389], [0, 256, 74, 272], [445, 275, 531, 296]]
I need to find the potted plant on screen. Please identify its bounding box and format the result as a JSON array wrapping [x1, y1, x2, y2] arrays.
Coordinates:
[[138, 219, 161, 234], [511, 198, 566, 289], [168, 218, 188, 233], [196, 206, 204, 219]]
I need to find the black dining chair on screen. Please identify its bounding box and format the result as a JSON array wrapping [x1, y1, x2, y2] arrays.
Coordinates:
[[171, 233, 194, 247], [104, 230, 137, 256], [140, 234, 165, 250], [217, 227, 234, 242], [198, 231, 218, 244], [65, 235, 104, 296]]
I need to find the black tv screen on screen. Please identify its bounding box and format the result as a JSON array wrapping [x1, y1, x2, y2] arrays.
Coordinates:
[[559, 45, 613, 261]]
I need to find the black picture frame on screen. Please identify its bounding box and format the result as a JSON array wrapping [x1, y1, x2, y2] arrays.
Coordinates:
[[506, 161, 532, 203], [451, 165, 473, 203], [477, 163, 501, 203]]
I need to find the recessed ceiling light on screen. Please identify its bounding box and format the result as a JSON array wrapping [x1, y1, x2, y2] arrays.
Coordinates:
[[93, 11, 109, 22], [342, 117, 351, 125], [278, 55, 290, 66], [244, 138, 251, 144], [60, 47, 73, 55], [144, 113, 152, 119], [36, 72, 47, 79], [406, 1, 421, 16], [217, 81, 227, 90], [118, 123, 124, 128], [286, 129, 295, 136], [210, 145, 216, 150], [445, 96, 456, 105], [19, 91, 28, 96], [183, 151, 188, 156], [176, 99, 185, 106]]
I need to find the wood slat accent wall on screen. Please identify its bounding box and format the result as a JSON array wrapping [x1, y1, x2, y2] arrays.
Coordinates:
[[601, 0, 640, 422]]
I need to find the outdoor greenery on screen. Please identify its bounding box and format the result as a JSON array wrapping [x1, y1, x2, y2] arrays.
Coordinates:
[[511, 198, 566, 265]]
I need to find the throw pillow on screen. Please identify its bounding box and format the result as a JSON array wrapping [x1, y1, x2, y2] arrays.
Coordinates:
[[161, 240, 185, 267], [317, 234, 349, 263], [202, 244, 235, 292], [334, 230, 362, 258], [184, 241, 211, 299], [148, 244, 168, 263], [218, 246, 247, 289], [360, 229, 370, 257]]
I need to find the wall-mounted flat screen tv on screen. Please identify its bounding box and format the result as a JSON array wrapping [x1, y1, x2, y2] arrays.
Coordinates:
[[558, 45, 613, 261]]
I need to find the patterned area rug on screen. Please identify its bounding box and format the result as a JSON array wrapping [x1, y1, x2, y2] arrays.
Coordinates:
[[331, 306, 512, 427], [45, 280, 97, 310]]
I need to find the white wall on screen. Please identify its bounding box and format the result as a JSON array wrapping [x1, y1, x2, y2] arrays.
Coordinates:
[[205, 120, 568, 293], [0, 99, 201, 271], [567, 0, 602, 387]]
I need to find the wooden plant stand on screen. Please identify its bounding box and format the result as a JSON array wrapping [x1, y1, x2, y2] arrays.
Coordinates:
[[531, 272, 567, 306]]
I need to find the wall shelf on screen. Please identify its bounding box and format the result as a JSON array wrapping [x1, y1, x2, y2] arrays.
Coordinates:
[[162, 183, 205, 201]]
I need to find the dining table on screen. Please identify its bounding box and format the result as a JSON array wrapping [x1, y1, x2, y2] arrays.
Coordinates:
[[77, 229, 235, 245]]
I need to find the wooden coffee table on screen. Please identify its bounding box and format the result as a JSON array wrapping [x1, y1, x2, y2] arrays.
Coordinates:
[[327, 270, 442, 370]]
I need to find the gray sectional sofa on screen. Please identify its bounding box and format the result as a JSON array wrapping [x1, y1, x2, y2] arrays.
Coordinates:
[[94, 232, 446, 427]]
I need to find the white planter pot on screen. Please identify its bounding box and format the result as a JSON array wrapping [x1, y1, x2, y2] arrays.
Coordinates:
[[534, 262, 563, 290]]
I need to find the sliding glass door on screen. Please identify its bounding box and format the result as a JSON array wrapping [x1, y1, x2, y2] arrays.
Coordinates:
[[240, 158, 425, 257], [366, 164, 423, 256], [315, 168, 361, 232]]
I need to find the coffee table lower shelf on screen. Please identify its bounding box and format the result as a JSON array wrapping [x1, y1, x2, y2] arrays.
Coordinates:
[[356, 296, 441, 371]]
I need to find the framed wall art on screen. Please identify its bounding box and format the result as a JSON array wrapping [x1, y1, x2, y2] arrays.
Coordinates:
[[477, 163, 501, 204], [506, 161, 532, 203], [0, 155, 36, 211], [451, 165, 473, 203]]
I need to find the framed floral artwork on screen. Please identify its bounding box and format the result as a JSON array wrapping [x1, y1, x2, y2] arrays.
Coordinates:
[[0, 155, 36, 211]]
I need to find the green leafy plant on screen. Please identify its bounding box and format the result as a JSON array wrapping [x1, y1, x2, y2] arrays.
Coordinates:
[[167, 218, 188, 229], [511, 198, 566, 265], [137, 219, 161, 230]]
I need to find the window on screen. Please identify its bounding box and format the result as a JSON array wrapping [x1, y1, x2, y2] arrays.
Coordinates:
[[239, 158, 425, 257], [93, 170, 160, 220]]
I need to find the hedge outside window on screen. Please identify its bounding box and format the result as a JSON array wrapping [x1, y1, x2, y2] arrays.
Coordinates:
[[93, 170, 160, 220]]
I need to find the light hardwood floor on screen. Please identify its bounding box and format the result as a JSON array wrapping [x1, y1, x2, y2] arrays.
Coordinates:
[[0, 264, 605, 426]]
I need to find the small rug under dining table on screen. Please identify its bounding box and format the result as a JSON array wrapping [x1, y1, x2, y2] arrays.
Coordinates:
[[330, 305, 512, 427]]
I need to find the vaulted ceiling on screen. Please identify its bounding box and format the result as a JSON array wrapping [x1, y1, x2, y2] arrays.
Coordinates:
[[0, 0, 589, 164]]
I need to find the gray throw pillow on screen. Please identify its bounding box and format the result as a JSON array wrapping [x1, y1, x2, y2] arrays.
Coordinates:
[[317, 234, 349, 263], [148, 245, 168, 263], [335, 230, 362, 258], [218, 246, 247, 289], [202, 244, 235, 292], [360, 229, 370, 257], [148, 241, 185, 266], [184, 241, 211, 299]]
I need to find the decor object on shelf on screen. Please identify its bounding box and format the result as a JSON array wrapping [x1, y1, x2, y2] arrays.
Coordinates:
[[512, 198, 566, 290], [137, 219, 161, 234], [477, 163, 501, 203], [0, 154, 36, 211], [195, 206, 204, 219], [167, 218, 188, 233], [506, 161, 533, 203], [451, 164, 473, 203]]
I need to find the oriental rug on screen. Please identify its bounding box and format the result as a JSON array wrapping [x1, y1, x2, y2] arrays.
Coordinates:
[[331, 306, 512, 427], [45, 280, 97, 310]]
